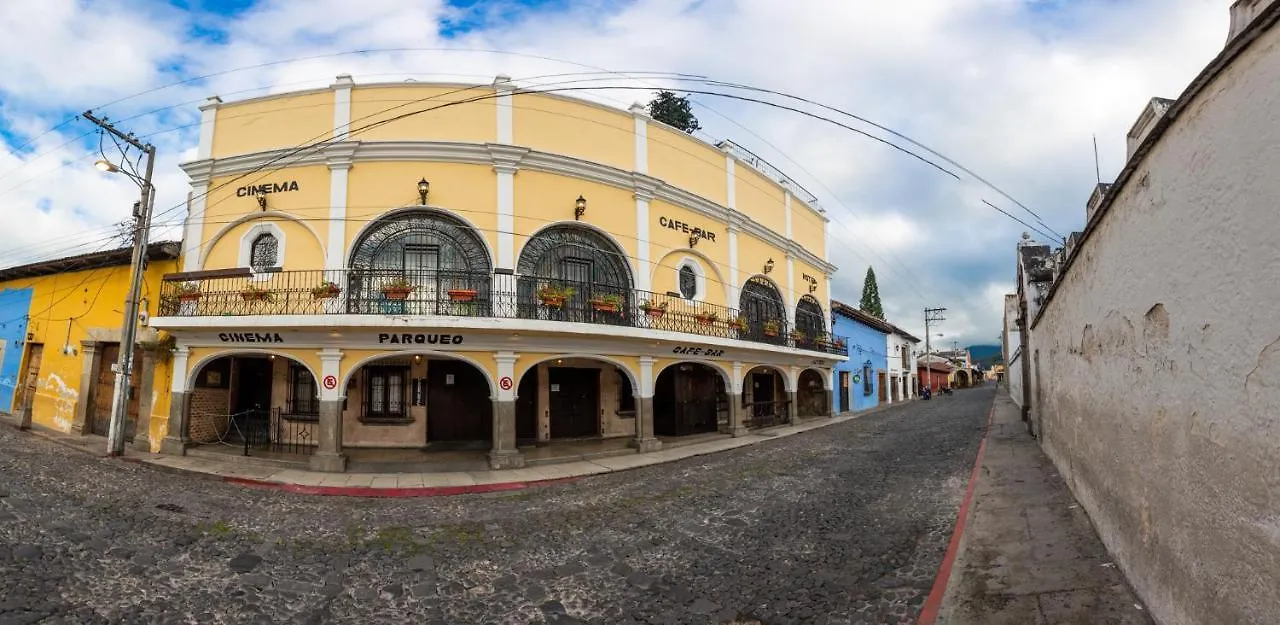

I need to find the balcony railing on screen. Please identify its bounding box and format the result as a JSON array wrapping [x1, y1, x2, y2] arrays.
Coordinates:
[[159, 269, 849, 356]]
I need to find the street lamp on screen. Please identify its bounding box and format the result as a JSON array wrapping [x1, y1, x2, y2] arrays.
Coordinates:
[[84, 111, 157, 457]]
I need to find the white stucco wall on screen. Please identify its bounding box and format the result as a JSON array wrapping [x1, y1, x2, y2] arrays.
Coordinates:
[[1027, 17, 1280, 625]]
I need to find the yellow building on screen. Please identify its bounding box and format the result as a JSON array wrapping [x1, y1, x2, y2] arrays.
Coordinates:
[[152, 75, 845, 471], [0, 242, 180, 450]]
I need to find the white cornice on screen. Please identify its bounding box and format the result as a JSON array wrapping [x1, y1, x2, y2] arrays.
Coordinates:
[[182, 141, 838, 275]]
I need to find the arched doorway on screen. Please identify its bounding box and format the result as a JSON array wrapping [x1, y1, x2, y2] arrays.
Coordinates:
[[739, 276, 787, 346], [517, 224, 633, 326], [742, 365, 790, 428], [343, 354, 493, 449], [797, 368, 828, 417], [515, 357, 638, 441], [347, 209, 493, 316], [794, 295, 826, 349], [185, 352, 319, 456], [653, 362, 729, 436], [955, 369, 970, 388]]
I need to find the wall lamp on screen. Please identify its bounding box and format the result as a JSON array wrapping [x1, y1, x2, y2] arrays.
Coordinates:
[[417, 178, 430, 205], [257, 195, 267, 211], [763, 258, 775, 274], [574, 195, 587, 220], [809, 283, 818, 293], [688, 234, 699, 248]]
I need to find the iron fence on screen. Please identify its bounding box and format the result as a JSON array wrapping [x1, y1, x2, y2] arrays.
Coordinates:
[[160, 269, 849, 356], [744, 399, 792, 429], [237, 408, 316, 457]]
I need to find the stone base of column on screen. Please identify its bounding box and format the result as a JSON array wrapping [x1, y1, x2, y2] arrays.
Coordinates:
[[309, 452, 347, 473], [132, 433, 153, 453], [728, 425, 750, 438], [69, 422, 87, 435], [488, 450, 525, 470], [159, 436, 189, 456], [17, 405, 32, 430], [629, 437, 662, 453]]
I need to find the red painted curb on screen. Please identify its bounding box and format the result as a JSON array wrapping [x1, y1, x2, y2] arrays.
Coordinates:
[[917, 399, 996, 625], [222, 475, 580, 498]]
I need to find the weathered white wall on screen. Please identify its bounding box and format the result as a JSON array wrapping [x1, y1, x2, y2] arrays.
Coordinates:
[[1028, 21, 1280, 625]]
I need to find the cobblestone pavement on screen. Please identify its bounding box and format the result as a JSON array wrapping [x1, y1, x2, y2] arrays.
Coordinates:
[[0, 387, 992, 625]]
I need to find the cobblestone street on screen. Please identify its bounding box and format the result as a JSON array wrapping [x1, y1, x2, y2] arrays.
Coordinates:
[[0, 388, 991, 625]]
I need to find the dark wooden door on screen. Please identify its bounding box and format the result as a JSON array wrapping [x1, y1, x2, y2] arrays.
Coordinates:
[[234, 358, 273, 414], [751, 373, 775, 403], [548, 367, 598, 439], [838, 371, 850, 412], [90, 343, 141, 440], [655, 366, 720, 436], [877, 372, 887, 403], [427, 360, 492, 442], [516, 367, 538, 440]]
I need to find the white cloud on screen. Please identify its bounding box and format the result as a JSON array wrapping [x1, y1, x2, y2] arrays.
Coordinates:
[[0, 0, 1233, 347]]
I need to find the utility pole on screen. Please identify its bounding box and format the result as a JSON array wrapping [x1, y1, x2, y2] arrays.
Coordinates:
[[923, 307, 946, 392], [83, 111, 156, 457]]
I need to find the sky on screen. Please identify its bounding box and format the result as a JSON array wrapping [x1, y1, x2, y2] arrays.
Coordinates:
[[0, 0, 1231, 347]]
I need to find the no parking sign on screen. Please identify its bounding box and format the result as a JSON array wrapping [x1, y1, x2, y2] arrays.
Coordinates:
[[323, 375, 338, 390]]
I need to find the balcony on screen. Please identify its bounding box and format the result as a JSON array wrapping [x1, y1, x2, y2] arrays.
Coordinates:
[[159, 269, 849, 357]]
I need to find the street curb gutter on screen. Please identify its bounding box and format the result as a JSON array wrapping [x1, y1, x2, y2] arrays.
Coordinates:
[[223, 475, 582, 498], [916, 397, 995, 625]]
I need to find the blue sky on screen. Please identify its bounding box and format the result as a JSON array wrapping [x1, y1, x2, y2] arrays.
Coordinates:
[[0, 0, 1230, 346]]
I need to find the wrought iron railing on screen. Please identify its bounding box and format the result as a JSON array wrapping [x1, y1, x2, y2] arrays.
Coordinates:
[[238, 408, 316, 457], [159, 269, 849, 356], [744, 399, 792, 429]]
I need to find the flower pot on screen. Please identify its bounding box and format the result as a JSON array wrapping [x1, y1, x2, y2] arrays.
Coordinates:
[[763, 329, 778, 337], [177, 293, 202, 303], [240, 291, 268, 302], [448, 289, 477, 303], [382, 287, 412, 300], [644, 308, 666, 319], [590, 300, 619, 313], [312, 289, 340, 301], [695, 316, 715, 327], [540, 295, 565, 309]]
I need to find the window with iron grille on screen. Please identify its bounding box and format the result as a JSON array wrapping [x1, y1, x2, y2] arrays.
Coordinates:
[[288, 365, 318, 416], [617, 369, 636, 416], [863, 365, 873, 396], [364, 366, 409, 421], [250, 233, 279, 271], [678, 265, 697, 299]]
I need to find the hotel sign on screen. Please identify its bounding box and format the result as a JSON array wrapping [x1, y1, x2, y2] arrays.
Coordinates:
[[658, 216, 717, 243], [236, 181, 300, 197]]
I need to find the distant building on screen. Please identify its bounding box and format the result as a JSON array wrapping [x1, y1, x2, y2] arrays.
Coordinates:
[[830, 301, 892, 413]]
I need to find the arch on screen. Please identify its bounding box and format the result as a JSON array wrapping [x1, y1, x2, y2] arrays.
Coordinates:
[[800, 367, 831, 391], [653, 248, 730, 304], [797, 368, 828, 418], [738, 275, 788, 344], [954, 369, 970, 388], [795, 295, 826, 337], [187, 349, 320, 392], [654, 359, 731, 390], [514, 354, 640, 441], [516, 223, 634, 325], [517, 222, 634, 286], [654, 361, 730, 436], [340, 350, 496, 398], [347, 206, 493, 272], [199, 211, 325, 271], [515, 353, 639, 392], [742, 364, 792, 393], [183, 350, 320, 448]]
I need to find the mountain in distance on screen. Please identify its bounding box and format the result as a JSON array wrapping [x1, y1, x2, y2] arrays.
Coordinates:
[[966, 345, 1001, 368]]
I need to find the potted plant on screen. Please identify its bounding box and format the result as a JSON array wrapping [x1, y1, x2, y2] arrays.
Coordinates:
[[728, 315, 748, 331], [589, 293, 624, 313], [833, 337, 847, 350], [311, 281, 341, 300], [640, 300, 668, 318], [447, 284, 478, 302], [240, 285, 273, 302], [381, 277, 413, 300], [537, 284, 575, 308], [695, 311, 718, 326], [762, 319, 780, 337], [175, 282, 202, 302], [790, 328, 808, 342]]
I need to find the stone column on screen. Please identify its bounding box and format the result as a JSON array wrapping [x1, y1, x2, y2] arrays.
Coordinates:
[[131, 351, 158, 452], [489, 352, 524, 469], [824, 389, 834, 417], [159, 392, 190, 455], [631, 357, 661, 452], [70, 342, 99, 435], [309, 399, 346, 472], [728, 393, 749, 437], [787, 390, 799, 424]]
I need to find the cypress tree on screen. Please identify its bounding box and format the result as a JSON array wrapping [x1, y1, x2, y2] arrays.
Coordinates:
[[647, 91, 702, 134], [859, 267, 885, 319]]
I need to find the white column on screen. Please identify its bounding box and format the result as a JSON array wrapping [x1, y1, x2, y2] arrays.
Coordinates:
[[785, 252, 796, 325], [731, 361, 744, 394], [169, 346, 190, 394], [784, 188, 793, 240], [196, 96, 220, 160], [635, 185, 653, 293], [331, 74, 353, 140], [630, 103, 649, 174], [724, 148, 736, 211], [638, 356, 655, 399], [182, 182, 208, 272], [727, 223, 740, 306], [326, 162, 350, 271], [495, 351, 518, 401], [319, 349, 343, 400], [495, 75, 513, 144], [489, 145, 526, 271]]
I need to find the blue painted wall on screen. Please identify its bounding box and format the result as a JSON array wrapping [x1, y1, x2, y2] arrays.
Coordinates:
[[831, 312, 890, 413], [0, 287, 33, 413]]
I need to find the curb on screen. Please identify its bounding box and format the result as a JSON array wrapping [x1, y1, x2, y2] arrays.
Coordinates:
[[917, 396, 996, 625], [223, 475, 582, 497]]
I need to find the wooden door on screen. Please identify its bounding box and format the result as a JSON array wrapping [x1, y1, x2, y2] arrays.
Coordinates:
[[890, 376, 899, 401], [17, 343, 42, 412], [877, 371, 887, 403], [515, 367, 538, 440], [426, 360, 492, 442], [548, 367, 598, 439], [838, 371, 850, 412], [90, 344, 141, 440]]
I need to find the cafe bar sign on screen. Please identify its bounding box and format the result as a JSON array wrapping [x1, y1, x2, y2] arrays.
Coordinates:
[[658, 216, 717, 243]]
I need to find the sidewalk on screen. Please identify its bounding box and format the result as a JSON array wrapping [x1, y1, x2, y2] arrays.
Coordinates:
[[4, 402, 896, 497], [932, 392, 1151, 624]]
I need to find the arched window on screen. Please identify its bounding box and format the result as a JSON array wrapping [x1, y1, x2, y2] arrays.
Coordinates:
[[516, 225, 632, 324], [347, 210, 492, 315], [250, 233, 279, 271], [678, 265, 697, 299], [738, 276, 786, 344], [795, 295, 826, 345]]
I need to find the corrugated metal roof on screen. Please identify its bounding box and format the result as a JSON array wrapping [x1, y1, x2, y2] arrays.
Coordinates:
[[0, 241, 180, 282]]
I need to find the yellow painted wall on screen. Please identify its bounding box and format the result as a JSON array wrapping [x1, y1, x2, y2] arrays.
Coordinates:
[[734, 233, 788, 294], [349, 85, 496, 143], [651, 250, 729, 306], [345, 161, 499, 265], [513, 94, 634, 171], [202, 166, 331, 230], [793, 258, 829, 306], [212, 91, 334, 159], [735, 166, 787, 235], [185, 347, 324, 390], [513, 352, 639, 388], [648, 124, 726, 205], [512, 172, 637, 266], [648, 200, 729, 269], [9, 259, 178, 438], [790, 204, 827, 262], [203, 217, 327, 271]]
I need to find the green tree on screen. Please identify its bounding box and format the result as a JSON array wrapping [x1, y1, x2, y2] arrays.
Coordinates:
[[859, 266, 884, 319], [647, 91, 702, 134]]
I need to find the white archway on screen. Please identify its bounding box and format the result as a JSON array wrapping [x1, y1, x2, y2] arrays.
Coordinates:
[[340, 350, 497, 399]]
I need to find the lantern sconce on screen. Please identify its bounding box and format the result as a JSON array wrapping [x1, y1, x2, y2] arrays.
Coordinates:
[[417, 178, 430, 205], [763, 258, 775, 274], [688, 234, 699, 248], [574, 195, 587, 220], [809, 282, 818, 293], [257, 195, 267, 211]]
